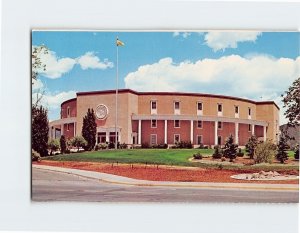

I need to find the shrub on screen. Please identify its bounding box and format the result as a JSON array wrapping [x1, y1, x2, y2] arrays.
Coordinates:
[[81, 108, 97, 151], [193, 152, 203, 160], [254, 140, 276, 164], [60, 135, 67, 154], [276, 136, 289, 163], [70, 136, 87, 152], [32, 149, 41, 162], [95, 143, 108, 150], [245, 135, 258, 159], [237, 148, 244, 157], [174, 141, 193, 149], [141, 142, 150, 149], [212, 146, 222, 159], [119, 143, 127, 149], [223, 135, 238, 162], [48, 139, 60, 155], [294, 145, 299, 160], [198, 143, 208, 149], [151, 143, 168, 149]]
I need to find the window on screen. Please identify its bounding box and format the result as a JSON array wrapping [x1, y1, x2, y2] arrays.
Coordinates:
[[151, 119, 157, 128], [150, 134, 157, 145], [174, 134, 180, 143], [151, 101, 157, 110], [197, 135, 202, 145], [235, 106, 239, 114], [218, 121, 222, 129], [197, 102, 203, 111], [217, 136, 222, 145], [218, 104, 222, 112], [248, 124, 251, 132], [67, 106, 70, 117], [197, 120, 203, 128], [174, 101, 180, 110], [174, 120, 180, 128], [97, 132, 106, 143], [248, 107, 251, 116]]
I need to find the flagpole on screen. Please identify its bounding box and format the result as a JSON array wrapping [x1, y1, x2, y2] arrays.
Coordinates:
[[115, 38, 119, 150]]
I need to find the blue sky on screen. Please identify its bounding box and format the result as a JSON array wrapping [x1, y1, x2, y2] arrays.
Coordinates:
[[32, 31, 299, 123]]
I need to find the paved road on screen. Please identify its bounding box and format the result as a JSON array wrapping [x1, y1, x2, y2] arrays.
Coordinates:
[[32, 167, 299, 203]]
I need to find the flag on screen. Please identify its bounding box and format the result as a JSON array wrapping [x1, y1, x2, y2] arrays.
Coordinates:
[[116, 38, 125, 46]]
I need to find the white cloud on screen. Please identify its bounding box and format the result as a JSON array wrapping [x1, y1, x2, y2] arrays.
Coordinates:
[[32, 47, 114, 78], [32, 90, 76, 111], [125, 55, 300, 124], [173, 31, 191, 38], [77, 52, 114, 70], [204, 31, 262, 52]]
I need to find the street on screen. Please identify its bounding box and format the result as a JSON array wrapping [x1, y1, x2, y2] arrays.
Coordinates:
[[32, 167, 299, 203]]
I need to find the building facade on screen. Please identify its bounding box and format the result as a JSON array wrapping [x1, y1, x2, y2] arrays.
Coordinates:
[[49, 89, 280, 147]]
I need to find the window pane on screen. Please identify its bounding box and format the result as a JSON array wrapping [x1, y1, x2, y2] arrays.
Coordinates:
[[151, 120, 156, 127], [175, 102, 180, 109], [218, 104, 222, 112], [218, 121, 222, 129], [197, 120, 202, 128], [248, 107, 251, 115], [151, 101, 157, 109], [174, 120, 180, 127], [235, 106, 239, 113], [197, 102, 202, 110]]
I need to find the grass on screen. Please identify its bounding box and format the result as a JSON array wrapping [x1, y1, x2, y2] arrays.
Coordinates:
[[43, 148, 299, 171]]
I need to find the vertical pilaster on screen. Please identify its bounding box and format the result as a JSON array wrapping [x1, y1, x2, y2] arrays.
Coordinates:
[[138, 120, 142, 144], [61, 124, 64, 136], [235, 122, 239, 144], [251, 124, 255, 136], [214, 121, 218, 145], [190, 120, 194, 144], [263, 126, 267, 142], [164, 120, 167, 144], [105, 131, 109, 143]]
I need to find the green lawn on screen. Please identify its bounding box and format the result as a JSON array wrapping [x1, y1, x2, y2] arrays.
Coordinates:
[[43, 148, 298, 171]]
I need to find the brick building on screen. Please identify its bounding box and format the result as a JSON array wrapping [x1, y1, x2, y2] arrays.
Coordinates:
[[49, 89, 280, 147]]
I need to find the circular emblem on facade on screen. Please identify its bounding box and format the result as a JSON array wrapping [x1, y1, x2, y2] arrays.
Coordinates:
[[95, 104, 108, 120]]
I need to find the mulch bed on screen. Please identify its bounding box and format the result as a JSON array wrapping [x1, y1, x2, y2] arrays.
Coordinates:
[[33, 160, 299, 184]]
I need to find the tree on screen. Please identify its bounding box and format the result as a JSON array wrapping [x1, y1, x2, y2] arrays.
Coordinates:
[[276, 136, 289, 163], [32, 105, 49, 157], [32, 45, 48, 82], [245, 135, 258, 159], [223, 135, 238, 162], [254, 140, 276, 164], [82, 108, 97, 151], [294, 145, 299, 160], [212, 146, 222, 159], [60, 135, 67, 154], [48, 139, 60, 155], [70, 136, 87, 152], [281, 77, 300, 128]]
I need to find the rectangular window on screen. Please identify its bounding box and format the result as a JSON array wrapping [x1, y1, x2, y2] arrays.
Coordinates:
[[174, 120, 180, 128], [235, 106, 239, 114], [197, 120, 203, 128], [151, 119, 157, 128], [150, 134, 157, 145], [67, 107, 70, 117], [97, 132, 106, 143], [151, 101, 157, 110], [218, 121, 222, 129], [248, 107, 251, 116], [174, 101, 180, 110], [248, 124, 251, 132], [197, 135, 202, 145], [197, 102, 203, 111], [217, 136, 222, 145], [174, 134, 180, 143], [218, 104, 222, 112]]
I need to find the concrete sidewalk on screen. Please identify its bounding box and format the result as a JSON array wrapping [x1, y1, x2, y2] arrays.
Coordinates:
[[32, 164, 299, 192]]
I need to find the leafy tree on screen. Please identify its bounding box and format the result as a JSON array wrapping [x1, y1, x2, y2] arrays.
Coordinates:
[[82, 108, 97, 151], [223, 135, 238, 162], [60, 135, 67, 154], [281, 77, 300, 128], [276, 136, 289, 163], [32, 105, 49, 157], [254, 140, 276, 164], [294, 145, 299, 160], [32, 45, 48, 81], [70, 136, 87, 152], [245, 135, 258, 159], [48, 139, 60, 155]]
